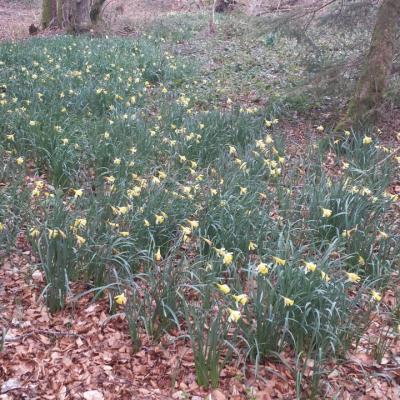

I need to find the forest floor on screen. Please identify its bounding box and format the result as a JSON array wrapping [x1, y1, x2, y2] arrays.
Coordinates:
[[1, 1, 400, 399]]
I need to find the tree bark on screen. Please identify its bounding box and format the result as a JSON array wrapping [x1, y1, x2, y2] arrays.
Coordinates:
[[90, 0, 106, 24], [344, 0, 400, 127], [215, 0, 234, 13], [63, 0, 90, 32], [41, 0, 58, 28]]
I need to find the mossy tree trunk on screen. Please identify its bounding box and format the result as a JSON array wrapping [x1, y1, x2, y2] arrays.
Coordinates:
[[42, 0, 58, 28], [345, 0, 400, 126]]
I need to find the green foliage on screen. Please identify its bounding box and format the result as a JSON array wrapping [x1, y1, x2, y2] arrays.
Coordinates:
[[0, 26, 399, 397]]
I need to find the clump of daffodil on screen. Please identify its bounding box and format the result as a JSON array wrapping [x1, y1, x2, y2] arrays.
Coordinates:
[[114, 292, 127, 305], [321, 207, 332, 218], [228, 308, 241, 323], [272, 256, 286, 266], [216, 283, 230, 295]]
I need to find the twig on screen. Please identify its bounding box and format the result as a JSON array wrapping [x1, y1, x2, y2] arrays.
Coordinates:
[[3, 329, 84, 342]]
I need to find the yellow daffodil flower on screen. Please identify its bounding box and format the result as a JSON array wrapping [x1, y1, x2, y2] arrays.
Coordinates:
[[272, 256, 286, 266], [362, 135, 372, 145], [282, 296, 294, 307], [29, 227, 40, 238], [155, 247, 162, 261], [304, 262, 317, 272], [321, 208, 332, 218], [228, 308, 241, 323], [73, 188, 83, 198], [248, 241, 257, 251], [75, 234, 86, 247], [257, 262, 269, 275], [232, 294, 249, 305], [114, 292, 127, 305], [320, 271, 330, 282], [223, 252, 233, 266], [217, 283, 230, 295], [371, 290, 382, 302], [346, 272, 361, 283]]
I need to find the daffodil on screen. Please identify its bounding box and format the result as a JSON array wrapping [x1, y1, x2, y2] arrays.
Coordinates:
[[119, 231, 129, 237], [16, 157, 24, 165], [114, 292, 127, 305], [377, 230, 388, 240], [304, 262, 317, 273], [282, 296, 294, 307], [187, 220, 199, 229], [0, 222, 4, 232], [6, 134, 15, 141], [143, 219, 150, 227], [272, 256, 286, 266], [223, 252, 233, 266], [48, 229, 59, 239], [232, 294, 249, 305], [155, 214, 165, 225], [358, 255, 365, 266], [228, 308, 241, 323], [73, 188, 83, 198], [363, 135, 372, 145], [320, 271, 330, 282], [29, 227, 40, 238], [248, 241, 257, 251], [257, 262, 269, 275], [240, 186, 247, 195], [75, 234, 86, 247], [180, 226, 192, 235], [371, 290, 382, 302], [321, 208, 332, 218], [155, 247, 162, 261], [216, 283, 230, 295], [346, 272, 361, 283], [113, 158, 121, 165], [316, 125, 324, 132]]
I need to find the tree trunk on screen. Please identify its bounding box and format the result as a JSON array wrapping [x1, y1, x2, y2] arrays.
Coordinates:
[[63, 0, 90, 32], [42, 0, 58, 28], [90, 0, 106, 24], [215, 0, 234, 13], [345, 0, 400, 127]]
